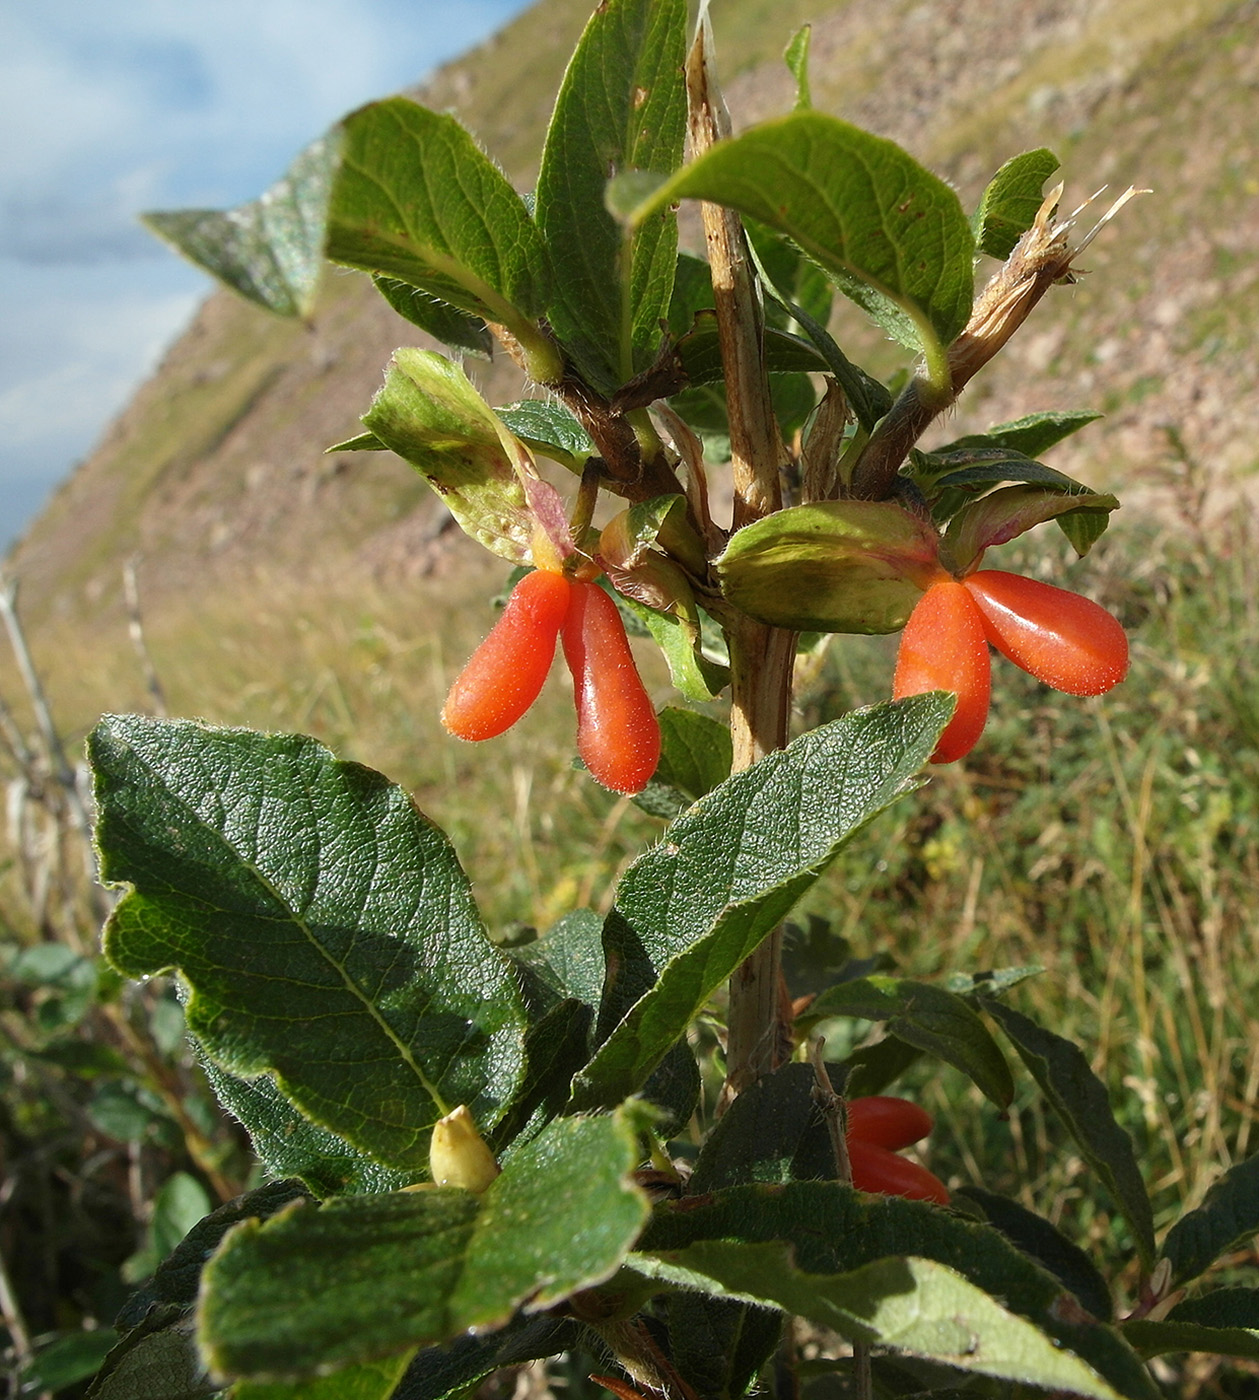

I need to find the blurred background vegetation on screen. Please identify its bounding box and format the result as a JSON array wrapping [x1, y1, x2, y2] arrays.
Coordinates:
[[3, 0, 1259, 1394]]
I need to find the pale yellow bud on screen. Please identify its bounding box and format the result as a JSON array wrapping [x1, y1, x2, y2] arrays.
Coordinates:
[[428, 1105, 500, 1193]]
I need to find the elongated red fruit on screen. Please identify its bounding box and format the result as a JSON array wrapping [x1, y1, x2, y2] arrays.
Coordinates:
[[561, 581, 661, 795], [847, 1136, 950, 1205], [962, 570, 1128, 697], [442, 569, 572, 741], [846, 1096, 934, 1151], [893, 580, 991, 764]]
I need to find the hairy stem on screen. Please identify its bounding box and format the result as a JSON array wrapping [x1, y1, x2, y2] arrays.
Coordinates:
[[687, 19, 795, 1100]]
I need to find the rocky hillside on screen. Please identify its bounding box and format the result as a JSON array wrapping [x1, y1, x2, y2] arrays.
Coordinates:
[[7, 0, 1259, 771]]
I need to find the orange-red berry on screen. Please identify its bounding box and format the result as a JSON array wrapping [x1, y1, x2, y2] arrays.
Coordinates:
[[846, 1135, 950, 1205], [962, 570, 1129, 697], [893, 580, 991, 764], [561, 581, 661, 796], [441, 569, 572, 742], [846, 1095, 934, 1152]]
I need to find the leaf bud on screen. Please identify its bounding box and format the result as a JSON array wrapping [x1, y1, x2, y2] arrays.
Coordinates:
[[429, 1105, 500, 1193]]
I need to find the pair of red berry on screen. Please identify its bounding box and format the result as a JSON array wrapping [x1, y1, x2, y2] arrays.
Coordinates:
[[845, 1094, 950, 1204], [893, 570, 1129, 764], [442, 569, 662, 796]]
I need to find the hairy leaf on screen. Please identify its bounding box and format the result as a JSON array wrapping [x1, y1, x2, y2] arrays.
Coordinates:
[[142, 135, 340, 319], [936, 410, 1102, 460], [232, 1355, 414, 1399], [954, 1186, 1112, 1321], [198, 1109, 649, 1381], [985, 999, 1155, 1270], [640, 1182, 1160, 1400], [635, 1244, 1128, 1399], [391, 1318, 583, 1400], [536, 0, 688, 391], [689, 1062, 837, 1194], [718, 501, 940, 634], [1123, 1318, 1259, 1362], [87, 1318, 215, 1400], [327, 98, 552, 360], [573, 697, 951, 1110], [197, 1057, 418, 1197], [494, 402, 595, 474], [615, 112, 975, 356], [798, 976, 1013, 1108], [372, 277, 492, 359], [362, 349, 533, 564], [90, 717, 527, 1172], [972, 149, 1061, 260], [1160, 1152, 1259, 1287], [943, 482, 1119, 574]]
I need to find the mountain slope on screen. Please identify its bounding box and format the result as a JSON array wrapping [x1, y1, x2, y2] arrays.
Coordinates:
[[6, 0, 1258, 811]]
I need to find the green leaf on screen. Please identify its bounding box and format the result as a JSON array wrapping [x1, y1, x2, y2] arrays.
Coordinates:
[[633, 1244, 1128, 1399], [90, 716, 527, 1172], [842, 1033, 923, 1098], [142, 134, 340, 319], [1123, 1318, 1259, 1361], [198, 1108, 650, 1382], [372, 277, 492, 360], [940, 964, 1044, 999], [126, 1172, 215, 1283], [197, 1057, 418, 1196], [490, 998, 594, 1152], [118, 1182, 313, 1331], [943, 483, 1119, 575], [389, 1318, 583, 1400], [985, 999, 1156, 1271], [744, 218, 832, 330], [972, 149, 1061, 260], [639, 1182, 1161, 1400], [742, 218, 893, 434], [917, 446, 1094, 503], [954, 1186, 1113, 1321], [675, 317, 829, 386], [664, 1291, 783, 1400], [326, 431, 386, 453], [797, 976, 1013, 1109], [362, 349, 534, 564], [619, 591, 729, 703], [232, 1354, 414, 1400], [717, 501, 941, 635], [689, 1062, 838, 1194], [783, 25, 813, 110], [655, 707, 733, 801], [22, 1330, 120, 1395], [1159, 1152, 1259, 1287], [512, 910, 606, 1012], [667, 251, 715, 334], [573, 697, 951, 1111], [494, 401, 595, 474], [1057, 506, 1115, 556], [1168, 1288, 1259, 1329], [937, 409, 1102, 459], [783, 916, 894, 1001], [615, 112, 975, 358], [327, 98, 555, 370], [87, 1318, 216, 1400], [535, 0, 688, 391]]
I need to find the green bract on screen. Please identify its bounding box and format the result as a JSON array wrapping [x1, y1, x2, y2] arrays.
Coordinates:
[[717, 501, 941, 633]]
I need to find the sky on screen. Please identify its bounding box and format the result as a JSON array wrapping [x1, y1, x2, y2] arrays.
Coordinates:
[[0, 0, 534, 552]]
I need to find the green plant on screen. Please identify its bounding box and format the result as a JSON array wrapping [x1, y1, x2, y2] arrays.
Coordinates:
[[62, 3, 1259, 1398]]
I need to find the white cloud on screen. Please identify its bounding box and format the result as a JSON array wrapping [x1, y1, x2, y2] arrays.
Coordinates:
[[0, 0, 532, 549]]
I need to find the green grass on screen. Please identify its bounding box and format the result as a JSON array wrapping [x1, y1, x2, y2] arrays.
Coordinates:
[[793, 511, 1259, 1291], [16, 498, 1258, 1301]]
